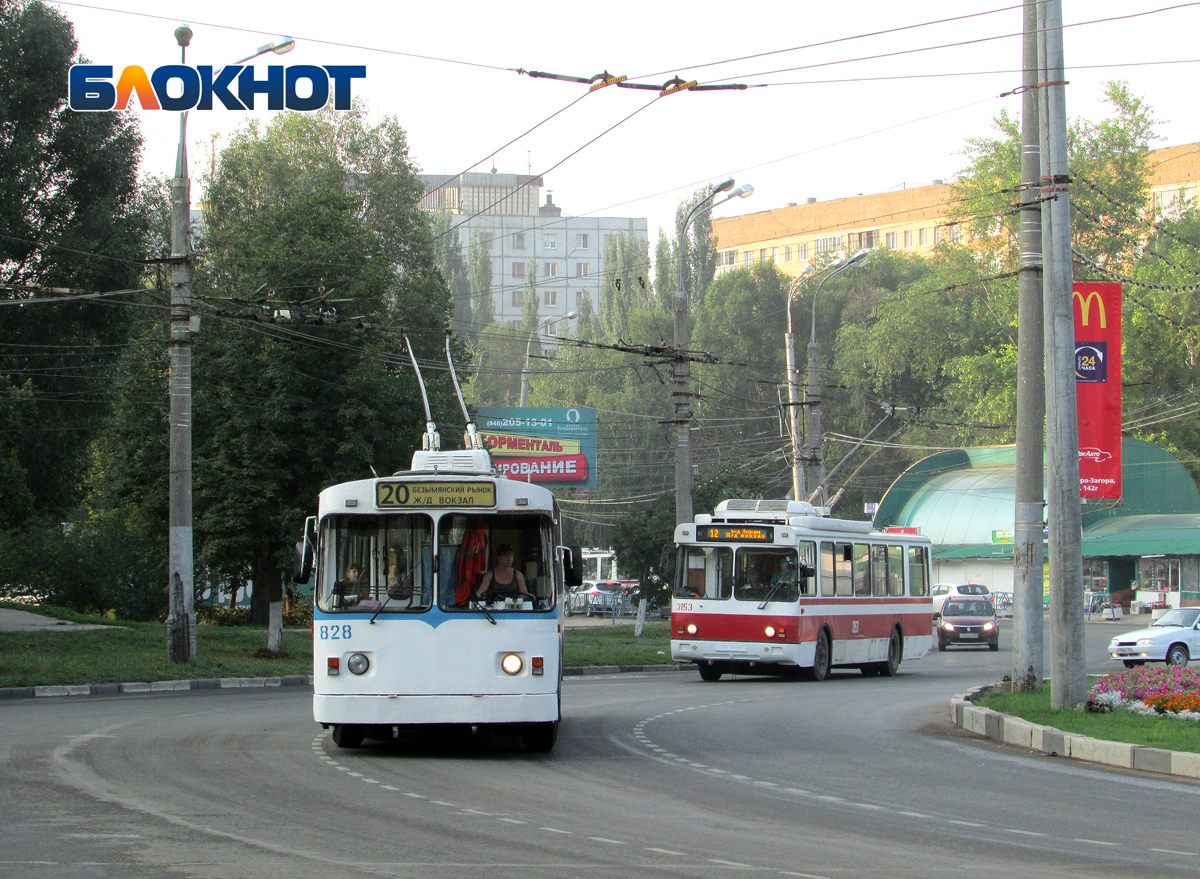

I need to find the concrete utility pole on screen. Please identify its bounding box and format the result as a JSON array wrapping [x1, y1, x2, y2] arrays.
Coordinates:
[[784, 265, 815, 500], [673, 180, 752, 525], [803, 251, 868, 508], [1039, 0, 1087, 709], [1012, 0, 1045, 691], [168, 24, 196, 663]]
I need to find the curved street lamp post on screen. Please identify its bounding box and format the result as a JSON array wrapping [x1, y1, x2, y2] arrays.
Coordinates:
[[800, 249, 868, 508], [520, 311, 576, 407], [673, 180, 753, 526], [168, 26, 295, 662]]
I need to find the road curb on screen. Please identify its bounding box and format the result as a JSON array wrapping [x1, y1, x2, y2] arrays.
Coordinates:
[[0, 675, 315, 702], [954, 683, 1200, 781], [0, 666, 686, 702]]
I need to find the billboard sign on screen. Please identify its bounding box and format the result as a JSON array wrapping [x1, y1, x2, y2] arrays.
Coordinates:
[[1073, 282, 1122, 500], [475, 407, 597, 489]]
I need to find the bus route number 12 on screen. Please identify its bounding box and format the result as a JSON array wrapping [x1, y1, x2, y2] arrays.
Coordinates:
[[319, 624, 352, 641]]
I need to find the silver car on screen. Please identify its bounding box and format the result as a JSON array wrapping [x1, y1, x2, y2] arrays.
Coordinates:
[[1108, 607, 1200, 668]]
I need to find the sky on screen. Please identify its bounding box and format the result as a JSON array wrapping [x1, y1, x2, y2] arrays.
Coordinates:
[[52, 1, 1200, 250]]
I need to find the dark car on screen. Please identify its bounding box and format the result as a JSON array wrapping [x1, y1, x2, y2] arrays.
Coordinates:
[[936, 597, 999, 651]]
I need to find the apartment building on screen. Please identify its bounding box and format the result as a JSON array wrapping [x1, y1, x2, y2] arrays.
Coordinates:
[[712, 142, 1200, 278], [418, 172, 648, 329]]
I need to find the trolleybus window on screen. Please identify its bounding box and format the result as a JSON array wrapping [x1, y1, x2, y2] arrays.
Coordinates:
[[735, 548, 800, 602], [887, 546, 905, 596], [852, 543, 871, 596], [676, 546, 733, 599], [318, 515, 433, 613], [909, 545, 929, 596], [440, 513, 555, 612]]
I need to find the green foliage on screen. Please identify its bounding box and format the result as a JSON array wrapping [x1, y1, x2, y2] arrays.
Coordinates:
[[0, 0, 154, 523], [90, 107, 452, 622]]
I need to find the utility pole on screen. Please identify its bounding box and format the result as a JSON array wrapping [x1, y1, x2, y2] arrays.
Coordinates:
[[168, 24, 196, 662], [673, 180, 752, 525], [1012, 0, 1045, 691], [803, 251, 868, 508], [1039, 0, 1087, 708]]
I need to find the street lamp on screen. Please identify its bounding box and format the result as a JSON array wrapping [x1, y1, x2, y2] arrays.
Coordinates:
[[803, 249, 868, 508], [520, 311, 576, 407], [673, 180, 753, 526], [166, 27, 295, 664]]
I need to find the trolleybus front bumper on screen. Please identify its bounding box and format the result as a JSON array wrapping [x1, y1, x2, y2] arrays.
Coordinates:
[[314, 692, 559, 726]]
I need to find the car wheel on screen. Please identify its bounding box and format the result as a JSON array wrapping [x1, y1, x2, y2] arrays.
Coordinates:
[[805, 631, 831, 681], [937, 637, 947, 652], [988, 641, 999, 652], [1166, 643, 1190, 667], [698, 661, 723, 682]]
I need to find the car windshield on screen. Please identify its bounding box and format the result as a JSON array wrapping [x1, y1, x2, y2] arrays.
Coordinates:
[[943, 600, 993, 616], [1152, 608, 1200, 628], [959, 584, 989, 595]]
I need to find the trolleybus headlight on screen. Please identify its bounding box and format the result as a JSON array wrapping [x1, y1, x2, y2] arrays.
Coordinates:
[[765, 626, 776, 638], [501, 653, 523, 675], [686, 623, 698, 635], [346, 653, 370, 675]]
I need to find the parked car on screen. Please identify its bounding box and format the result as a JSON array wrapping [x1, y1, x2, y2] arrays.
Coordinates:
[[936, 597, 1000, 651], [565, 582, 620, 617], [1108, 607, 1200, 668], [930, 582, 991, 611]]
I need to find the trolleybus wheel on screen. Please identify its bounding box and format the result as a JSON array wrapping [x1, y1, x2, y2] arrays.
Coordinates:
[[807, 631, 831, 682], [331, 724, 365, 748], [523, 721, 558, 752], [698, 661, 724, 682], [879, 628, 902, 677]]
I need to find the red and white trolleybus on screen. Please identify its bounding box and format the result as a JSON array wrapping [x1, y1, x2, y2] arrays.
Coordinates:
[[671, 499, 933, 681]]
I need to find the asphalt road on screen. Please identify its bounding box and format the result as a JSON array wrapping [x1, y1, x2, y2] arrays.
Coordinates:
[[2, 617, 1197, 879]]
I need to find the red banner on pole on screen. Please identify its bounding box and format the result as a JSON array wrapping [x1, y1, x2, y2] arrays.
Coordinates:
[[1073, 282, 1122, 500]]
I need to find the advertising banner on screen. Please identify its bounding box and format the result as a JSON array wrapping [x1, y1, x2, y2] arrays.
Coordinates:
[[475, 407, 597, 489], [1073, 282, 1122, 500]]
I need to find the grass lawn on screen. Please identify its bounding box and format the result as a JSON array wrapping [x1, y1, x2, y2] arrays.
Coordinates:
[[978, 686, 1200, 754], [0, 604, 675, 688]]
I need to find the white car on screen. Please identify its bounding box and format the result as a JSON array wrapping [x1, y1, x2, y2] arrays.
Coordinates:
[[1108, 607, 1200, 668], [930, 583, 990, 613]]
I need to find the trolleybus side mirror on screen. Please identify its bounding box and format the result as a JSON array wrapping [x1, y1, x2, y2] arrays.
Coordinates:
[[560, 545, 584, 588], [292, 516, 316, 584]]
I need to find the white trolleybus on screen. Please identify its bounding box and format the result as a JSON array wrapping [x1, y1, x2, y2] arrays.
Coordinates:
[[298, 339, 581, 751], [672, 499, 933, 681]]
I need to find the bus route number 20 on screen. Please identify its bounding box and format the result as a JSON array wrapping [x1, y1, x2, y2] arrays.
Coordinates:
[[319, 624, 352, 641]]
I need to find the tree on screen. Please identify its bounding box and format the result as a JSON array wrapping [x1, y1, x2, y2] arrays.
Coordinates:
[[0, 0, 152, 523], [91, 107, 453, 633], [430, 212, 472, 336]]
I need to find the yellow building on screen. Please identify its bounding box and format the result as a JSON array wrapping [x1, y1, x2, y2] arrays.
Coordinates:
[[712, 143, 1200, 278]]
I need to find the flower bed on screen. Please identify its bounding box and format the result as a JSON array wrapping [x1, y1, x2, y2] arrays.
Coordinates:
[[1089, 665, 1200, 720]]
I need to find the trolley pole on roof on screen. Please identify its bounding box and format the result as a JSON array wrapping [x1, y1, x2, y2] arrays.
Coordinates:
[[1012, 0, 1045, 692]]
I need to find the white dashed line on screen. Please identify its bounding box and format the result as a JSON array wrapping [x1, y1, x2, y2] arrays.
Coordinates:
[[647, 847, 684, 856], [589, 837, 626, 845], [1004, 829, 1046, 837], [1151, 848, 1200, 856], [1074, 839, 1119, 846], [497, 817, 527, 825], [540, 827, 572, 835]]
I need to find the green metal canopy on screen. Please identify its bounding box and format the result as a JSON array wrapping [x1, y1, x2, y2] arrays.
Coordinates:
[[872, 439, 1200, 558]]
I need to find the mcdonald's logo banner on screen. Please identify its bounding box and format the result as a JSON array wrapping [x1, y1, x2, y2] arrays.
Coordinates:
[[1073, 282, 1122, 500]]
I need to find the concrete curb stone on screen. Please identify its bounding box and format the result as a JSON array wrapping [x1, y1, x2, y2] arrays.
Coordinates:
[[954, 682, 1200, 781]]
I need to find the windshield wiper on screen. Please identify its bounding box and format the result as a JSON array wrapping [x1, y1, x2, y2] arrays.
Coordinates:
[[758, 581, 785, 610], [370, 560, 420, 624]]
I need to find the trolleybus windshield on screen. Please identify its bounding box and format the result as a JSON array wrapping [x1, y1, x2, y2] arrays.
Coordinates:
[[316, 512, 556, 614], [674, 543, 816, 601]]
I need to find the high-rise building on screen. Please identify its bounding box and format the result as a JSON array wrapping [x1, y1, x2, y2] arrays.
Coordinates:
[[418, 172, 648, 329]]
